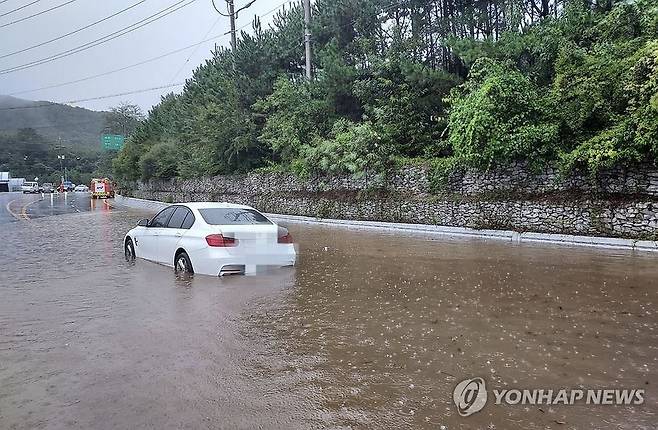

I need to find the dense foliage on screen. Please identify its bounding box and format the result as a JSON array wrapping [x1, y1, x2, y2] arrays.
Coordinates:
[[104, 103, 145, 137], [114, 0, 658, 182]]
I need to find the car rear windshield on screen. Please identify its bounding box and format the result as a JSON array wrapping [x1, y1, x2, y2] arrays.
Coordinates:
[[198, 208, 272, 225]]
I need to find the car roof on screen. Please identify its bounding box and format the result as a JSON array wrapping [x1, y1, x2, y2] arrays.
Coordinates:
[[176, 202, 256, 211]]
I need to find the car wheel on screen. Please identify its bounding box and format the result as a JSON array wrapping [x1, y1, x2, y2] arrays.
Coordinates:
[[175, 251, 194, 274], [124, 238, 136, 261]]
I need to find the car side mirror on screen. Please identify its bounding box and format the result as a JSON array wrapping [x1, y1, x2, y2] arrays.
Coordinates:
[[137, 219, 150, 227]]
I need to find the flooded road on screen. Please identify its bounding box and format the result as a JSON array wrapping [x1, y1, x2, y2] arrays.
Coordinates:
[[0, 195, 656, 429], [1, 191, 98, 222]]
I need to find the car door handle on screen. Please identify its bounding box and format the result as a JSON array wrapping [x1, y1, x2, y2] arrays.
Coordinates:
[[175, 233, 182, 237]]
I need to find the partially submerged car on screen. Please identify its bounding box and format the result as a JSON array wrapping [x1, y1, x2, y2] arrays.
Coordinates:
[[124, 203, 296, 276]]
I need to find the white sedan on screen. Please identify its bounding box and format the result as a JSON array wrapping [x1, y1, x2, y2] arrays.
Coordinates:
[[124, 203, 297, 276]]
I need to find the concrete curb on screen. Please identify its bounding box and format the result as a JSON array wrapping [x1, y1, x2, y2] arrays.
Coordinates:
[[113, 195, 658, 253]]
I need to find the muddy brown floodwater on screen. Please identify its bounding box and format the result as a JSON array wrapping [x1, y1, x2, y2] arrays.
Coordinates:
[[0, 202, 656, 429]]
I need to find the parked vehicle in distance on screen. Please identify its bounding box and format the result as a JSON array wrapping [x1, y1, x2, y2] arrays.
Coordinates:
[[42, 183, 54, 193], [124, 203, 297, 276], [74, 185, 89, 192], [61, 181, 74, 192], [21, 182, 39, 194], [90, 178, 114, 199]]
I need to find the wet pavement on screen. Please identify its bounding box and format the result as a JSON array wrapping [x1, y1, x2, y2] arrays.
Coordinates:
[[0, 192, 98, 222], [0, 193, 656, 429]]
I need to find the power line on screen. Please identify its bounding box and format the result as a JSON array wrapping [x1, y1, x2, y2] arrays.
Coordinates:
[[0, 83, 185, 111], [0, 0, 75, 28], [246, 0, 293, 31], [0, 0, 147, 59], [0, 0, 197, 75], [0, 0, 40, 18], [169, 15, 221, 83], [68, 83, 184, 104], [9, 0, 293, 96], [1, 0, 192, 73], [2, 0, 299, 120], [2, 0, 397, 110], [210, 0, 230, 17], [9, 39, 221, 96], [214, 0, 258, 51], [5, 0, 390, 91]]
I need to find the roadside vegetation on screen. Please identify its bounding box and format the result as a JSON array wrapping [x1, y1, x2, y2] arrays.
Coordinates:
[[0, 102, 144, 184], [0, 128, 109, 185], [113, 0, 658, 183]]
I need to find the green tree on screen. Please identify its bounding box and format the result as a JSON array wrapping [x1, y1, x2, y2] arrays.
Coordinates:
[[302, 119, 392, 175], [138, 140, 180, 180], [446, 58, 559, 168], [112, 0, 658, 183], [104, 102, 145, 137], [255, 77, 335, 169]]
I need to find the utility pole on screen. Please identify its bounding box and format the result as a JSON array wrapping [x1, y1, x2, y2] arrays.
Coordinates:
[[227, 0, 237, 52], [211, 0, 257, 53], [303, 0, 312, 79]]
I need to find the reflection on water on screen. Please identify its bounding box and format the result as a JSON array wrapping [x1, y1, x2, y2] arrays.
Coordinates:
[[0, 207, 656, 429]]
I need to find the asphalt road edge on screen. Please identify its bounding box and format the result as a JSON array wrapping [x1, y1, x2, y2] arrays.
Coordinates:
[[112, 194, 658, 253]]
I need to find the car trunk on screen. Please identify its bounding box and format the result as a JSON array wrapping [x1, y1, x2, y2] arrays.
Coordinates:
[[216, 224, 279, 248]]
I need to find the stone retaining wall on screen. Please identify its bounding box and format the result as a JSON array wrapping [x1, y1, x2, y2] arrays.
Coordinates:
[[123, 163, 658, 240]]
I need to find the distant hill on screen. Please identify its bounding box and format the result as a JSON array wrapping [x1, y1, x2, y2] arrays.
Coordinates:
[[0, 95, 108, 152]]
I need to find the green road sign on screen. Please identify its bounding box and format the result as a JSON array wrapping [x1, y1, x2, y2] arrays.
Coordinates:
[[101, 134, 125, 151]]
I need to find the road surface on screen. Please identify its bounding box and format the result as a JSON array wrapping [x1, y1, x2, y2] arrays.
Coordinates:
[[0, 191, 104, 223], [0, 196, 656, 429]]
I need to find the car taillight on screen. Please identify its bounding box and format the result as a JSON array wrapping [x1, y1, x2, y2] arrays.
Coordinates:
[[278, 233, 293, 244], [206, 234, 237, 247]]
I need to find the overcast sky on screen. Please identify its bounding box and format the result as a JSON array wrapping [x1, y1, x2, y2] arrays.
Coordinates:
[[1, 0, 292, 113]]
